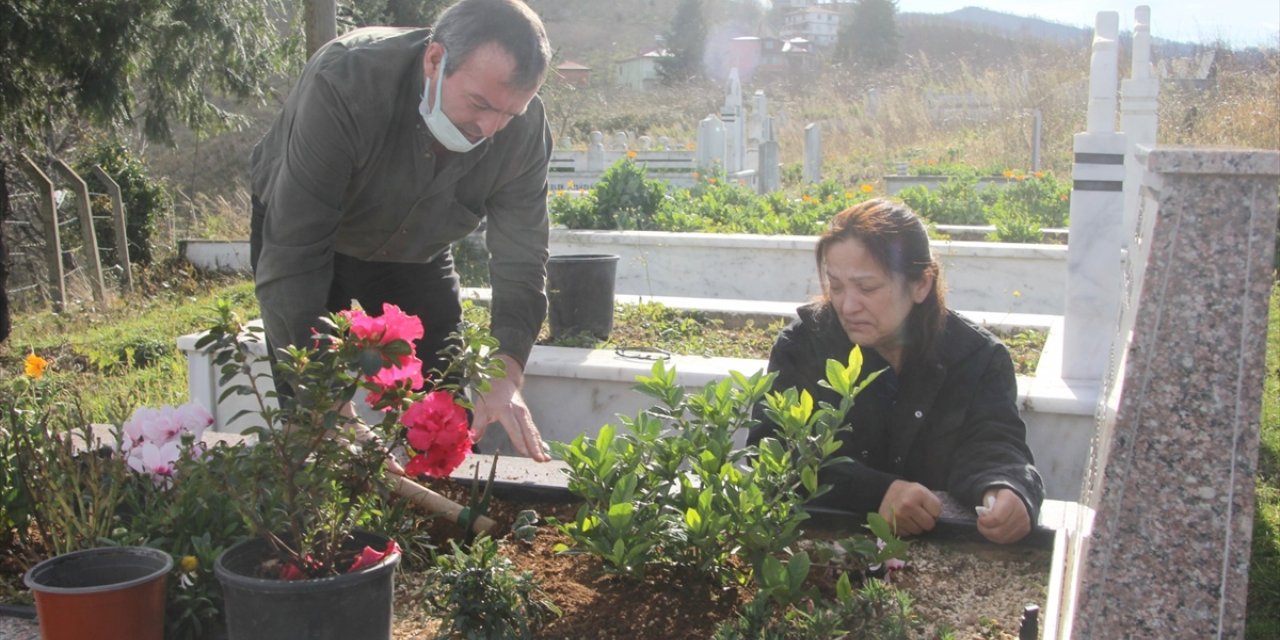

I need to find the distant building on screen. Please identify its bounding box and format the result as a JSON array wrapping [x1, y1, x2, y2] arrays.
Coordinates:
[[556, 60, 591, 86], [727, 36, 815, 81], [781, 6, 841, 47], [616, 49, 670, 91]]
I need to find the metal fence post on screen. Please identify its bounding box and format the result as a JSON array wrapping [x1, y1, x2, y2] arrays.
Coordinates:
[[50, 159, 107, 302], [89, 166, 134, 293], [16, 154, 67, 311]]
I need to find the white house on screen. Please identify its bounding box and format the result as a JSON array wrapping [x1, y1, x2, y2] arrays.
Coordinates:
[[782, 6, 841, 47], [616, 48, 670, 91]]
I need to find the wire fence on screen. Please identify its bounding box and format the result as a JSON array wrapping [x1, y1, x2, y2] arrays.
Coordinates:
[[3, 159, 131, 314]]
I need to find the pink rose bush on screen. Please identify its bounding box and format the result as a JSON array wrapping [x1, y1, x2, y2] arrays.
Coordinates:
[[340, 304, 473, 479], [201, 300, 502, 580], [341, 303, 426, 406]]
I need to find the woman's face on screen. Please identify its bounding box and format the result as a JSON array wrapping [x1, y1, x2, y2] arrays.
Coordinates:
[[823, 238, 932, 357]]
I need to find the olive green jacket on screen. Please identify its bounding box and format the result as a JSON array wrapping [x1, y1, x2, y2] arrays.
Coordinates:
[[250, 26, 552, 366]]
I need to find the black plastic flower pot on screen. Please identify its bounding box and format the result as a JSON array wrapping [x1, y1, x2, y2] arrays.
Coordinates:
[[23, 545, 172, 640], [546, 253, 620, 340], [213, 531, 401, 640]]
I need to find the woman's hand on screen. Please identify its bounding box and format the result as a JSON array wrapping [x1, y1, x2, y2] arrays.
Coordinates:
[[976, 487, 1031, 544], [879, 480, 942, 536]]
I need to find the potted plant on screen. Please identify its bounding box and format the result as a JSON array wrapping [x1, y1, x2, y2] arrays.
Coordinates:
[[196, 300, 504, 640]]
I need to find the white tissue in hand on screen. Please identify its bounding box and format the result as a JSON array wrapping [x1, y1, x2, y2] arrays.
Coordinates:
[[975, 494, 996, 517]]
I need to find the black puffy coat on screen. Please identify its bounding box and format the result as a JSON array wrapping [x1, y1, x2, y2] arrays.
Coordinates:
[[748, 304, 1045, 523]]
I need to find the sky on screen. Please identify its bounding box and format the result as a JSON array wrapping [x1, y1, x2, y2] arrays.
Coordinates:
[[891, 1, 1280, 48]]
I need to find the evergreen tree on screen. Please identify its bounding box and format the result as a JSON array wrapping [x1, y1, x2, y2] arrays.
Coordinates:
[[836, 0, 901, 69], [657, 0, 707, 84], [0, 0, 294, 342]]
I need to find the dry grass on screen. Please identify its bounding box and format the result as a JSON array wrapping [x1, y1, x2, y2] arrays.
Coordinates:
[[1159, 49, 1280, 150]]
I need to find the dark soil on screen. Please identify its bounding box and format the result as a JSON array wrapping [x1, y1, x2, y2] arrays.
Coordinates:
[[392, 480, 1051, 640]]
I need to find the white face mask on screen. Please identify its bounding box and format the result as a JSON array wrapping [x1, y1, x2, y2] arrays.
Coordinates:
[[419, 48, 483, 153]]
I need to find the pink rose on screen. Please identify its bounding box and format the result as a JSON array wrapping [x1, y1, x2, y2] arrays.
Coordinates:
[[401, 391, 472, 478]]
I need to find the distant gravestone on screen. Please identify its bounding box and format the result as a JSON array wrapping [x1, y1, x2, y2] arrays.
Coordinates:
[[696, 114, 725, 170], [758, 116, 779, 194], [587, 131, 605, 171], [803, 123, 821, 183], [1054, 146, 1279, 638]]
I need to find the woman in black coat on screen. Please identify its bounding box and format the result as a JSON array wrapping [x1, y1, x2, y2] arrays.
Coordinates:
[[748, 199, 1044, 544]]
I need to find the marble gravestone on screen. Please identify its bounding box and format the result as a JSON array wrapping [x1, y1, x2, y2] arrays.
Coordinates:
[[1053, 146, 1279, 638]]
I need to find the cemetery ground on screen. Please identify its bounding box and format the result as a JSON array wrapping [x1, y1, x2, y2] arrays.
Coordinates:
[[0, 262, 1276, 637]]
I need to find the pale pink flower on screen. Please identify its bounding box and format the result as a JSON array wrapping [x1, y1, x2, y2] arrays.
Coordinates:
[[127, 441, 181, 485], [174, 402, 213, 439]]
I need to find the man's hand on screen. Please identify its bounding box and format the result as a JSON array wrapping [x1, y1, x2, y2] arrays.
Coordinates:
[[471, 354, 550, 462], [976, 487, 1031, 544], [879, 480, 942, 536]]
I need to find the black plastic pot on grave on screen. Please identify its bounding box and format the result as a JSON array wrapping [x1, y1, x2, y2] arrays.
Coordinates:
[[546, 254, 620, 341], [213, 531, 400, 640]]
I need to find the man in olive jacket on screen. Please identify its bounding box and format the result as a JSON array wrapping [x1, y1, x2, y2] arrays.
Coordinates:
[[250, 0, 552, 460]]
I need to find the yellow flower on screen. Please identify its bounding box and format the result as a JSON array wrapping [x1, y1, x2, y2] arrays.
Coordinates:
[[24, 353, 49, 379], [1012, 290, 1022, 298], [860, 183, 874, 193], [707, 177, 716, 184], [1033, 171, 1045, 179], [685, 142, 696, 150], [566, 180, 575, 189], [626, 150, 638, 159], [555, 189, 565, 196], [843, 191, 854, 199], [1002, 169, 1014, 178], [180, 555, 199, 573], [1014, 174, 1026, 181]]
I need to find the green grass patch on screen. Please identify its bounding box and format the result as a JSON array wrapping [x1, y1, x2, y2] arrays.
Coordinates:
[[0, 261, 258, 423], [1247, 283, 1280, 639]]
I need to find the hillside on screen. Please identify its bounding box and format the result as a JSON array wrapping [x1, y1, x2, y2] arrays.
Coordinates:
[[136, 0, 1274, 215]]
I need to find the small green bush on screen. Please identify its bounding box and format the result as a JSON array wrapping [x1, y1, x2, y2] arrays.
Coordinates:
[[591, 158, 669, 229], [422, 535, 560, 639], [78, 139, 173, 266], [897, 176, 991, 226]]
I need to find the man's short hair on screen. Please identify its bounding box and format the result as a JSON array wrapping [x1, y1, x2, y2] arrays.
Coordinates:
[[434, 0, 551, 91]]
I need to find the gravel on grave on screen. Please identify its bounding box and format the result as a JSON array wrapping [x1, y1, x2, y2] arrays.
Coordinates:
[[0, 615, 39, 640]]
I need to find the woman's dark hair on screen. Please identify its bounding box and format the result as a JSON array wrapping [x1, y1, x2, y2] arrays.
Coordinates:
[[815, 198, 948, 372], [433, 0, 551, 91]]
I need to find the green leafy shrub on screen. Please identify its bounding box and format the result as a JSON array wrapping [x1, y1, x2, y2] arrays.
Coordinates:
[[994, 173, 1071, 228], [552, 347, 882, 587], [547, 188, 598, 230], [985, 173, 1069, 242], [78, 139, 173, 266], [421, 535, 560, 639], [553, 162, 874, 235], [591, 158, 669, 229], [896, 175, 991, 226]]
